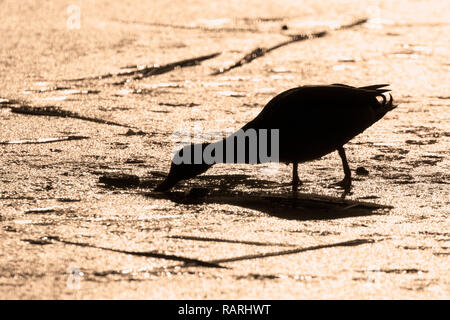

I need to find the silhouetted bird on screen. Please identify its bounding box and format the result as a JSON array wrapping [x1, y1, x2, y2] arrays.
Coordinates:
[[155, 84, 396, 198]]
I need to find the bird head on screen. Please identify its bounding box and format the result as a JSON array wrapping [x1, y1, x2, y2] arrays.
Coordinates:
[[154, 143, 212, 192]]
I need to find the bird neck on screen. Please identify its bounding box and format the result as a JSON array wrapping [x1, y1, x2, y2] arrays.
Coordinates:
[[198, 127, 279, 165]]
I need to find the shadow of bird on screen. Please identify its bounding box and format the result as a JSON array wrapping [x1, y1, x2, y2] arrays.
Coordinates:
[[155, 84, 397, 198]]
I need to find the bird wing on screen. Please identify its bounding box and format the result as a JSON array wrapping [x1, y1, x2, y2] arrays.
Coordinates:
[[247, 84, 391, 128], [243, 84, 396, 145]]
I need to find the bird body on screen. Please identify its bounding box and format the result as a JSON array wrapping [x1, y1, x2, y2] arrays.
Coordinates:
[[155, 84, 396, 197], [243, 84, 393, 163]]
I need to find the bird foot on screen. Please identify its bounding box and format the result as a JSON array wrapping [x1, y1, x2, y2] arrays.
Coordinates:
[[280, 181, 303, 191], [329, 179, 349, 188], [329, 178, 352, 199], [292, 179, 303, 192]]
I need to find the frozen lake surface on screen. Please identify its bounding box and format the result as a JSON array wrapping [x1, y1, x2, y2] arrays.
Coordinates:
[[0, 0, 448, 299]]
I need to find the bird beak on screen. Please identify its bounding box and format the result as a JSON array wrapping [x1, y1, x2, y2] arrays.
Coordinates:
[[154, 175, 178, 192]]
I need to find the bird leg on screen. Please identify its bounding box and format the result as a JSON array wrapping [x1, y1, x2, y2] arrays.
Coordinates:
[[292, 162, 302, 192], [330, 146, 352, 198]]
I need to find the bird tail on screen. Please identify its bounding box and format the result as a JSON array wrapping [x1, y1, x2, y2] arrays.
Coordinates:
[[358, 83, 390, 91], [332, 83, 397, 119], [365, 85, 397, 121]]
